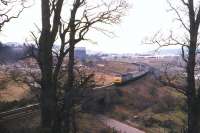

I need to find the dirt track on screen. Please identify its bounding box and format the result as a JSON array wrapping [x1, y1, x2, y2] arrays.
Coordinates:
[[98, 115, 145, 133]]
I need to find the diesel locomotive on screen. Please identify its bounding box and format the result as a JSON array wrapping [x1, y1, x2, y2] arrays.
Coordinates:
[[113, 68, 149, 84]]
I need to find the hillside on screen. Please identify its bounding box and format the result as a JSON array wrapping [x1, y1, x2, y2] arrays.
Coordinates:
[[106, 74, 186, 133]]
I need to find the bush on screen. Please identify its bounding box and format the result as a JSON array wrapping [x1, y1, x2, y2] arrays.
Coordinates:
[[148, 87, 158, 97], [0, 98, 37, 112], [143, 117, 161, 127], [100, 127, 120, 133], [152, 94, 177, 113]]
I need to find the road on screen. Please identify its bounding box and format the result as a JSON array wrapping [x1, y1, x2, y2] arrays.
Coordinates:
[[98, 115, 145, 133]]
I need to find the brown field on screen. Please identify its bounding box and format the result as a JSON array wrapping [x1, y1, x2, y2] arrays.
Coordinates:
[[0, 82, 30, 102], [94, 72, 114, 85], [0, 60, 139, 101], [90, 60, 138, 75], [87, 60, 139, 86], [0, 71, 30, 102]]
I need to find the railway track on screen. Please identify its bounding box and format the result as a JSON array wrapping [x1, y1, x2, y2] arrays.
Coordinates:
[[0, 63, 151, 123], [0, 84, 115, 123], [0, 103, 40, 123]]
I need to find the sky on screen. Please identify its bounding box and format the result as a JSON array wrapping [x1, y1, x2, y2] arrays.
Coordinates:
[[0, 0, 176, 54]]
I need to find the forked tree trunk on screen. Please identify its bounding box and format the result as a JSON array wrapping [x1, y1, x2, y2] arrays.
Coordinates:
[[63, 1, 78, 131], [186, 33, 200, 133], [39, 0, 64, 130], [187, 99, 200, 133], [39, 35, 57, 129], [64, 44, 75, 133]]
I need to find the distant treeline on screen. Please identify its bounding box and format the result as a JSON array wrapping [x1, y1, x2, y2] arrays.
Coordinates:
[[0, 42, 36, 64]]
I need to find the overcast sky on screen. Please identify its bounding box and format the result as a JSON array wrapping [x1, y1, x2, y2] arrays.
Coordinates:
[[0, 0, 176, 54]]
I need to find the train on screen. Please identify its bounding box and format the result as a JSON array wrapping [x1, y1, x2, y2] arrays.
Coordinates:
[[113, 66, 149, 85]]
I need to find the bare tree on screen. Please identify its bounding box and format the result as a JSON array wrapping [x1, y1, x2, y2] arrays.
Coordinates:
[[149, 0, 200, 132], [36, 0, 128, 132], [0, 0, 29, 31], [37, 0, 64, 130], [54, 0, 128, 132]]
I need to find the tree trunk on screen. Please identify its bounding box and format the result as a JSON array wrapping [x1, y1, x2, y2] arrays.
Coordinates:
[[63, 44, 75, 133], [63, 3, 77, 130], [38, 24, 57, 130], [72, 106, 77, 133], [63, 1, 81, 132], [186, 35, 199, 133], [39, 37, 57, 129], [187, 99, 200, 133], [68, 44, 75, 92], [38, 0, 64, 131], [40, 81, 56, 128]]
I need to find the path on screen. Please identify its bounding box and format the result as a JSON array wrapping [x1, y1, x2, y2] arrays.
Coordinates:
[[98, 115, 145, 133]]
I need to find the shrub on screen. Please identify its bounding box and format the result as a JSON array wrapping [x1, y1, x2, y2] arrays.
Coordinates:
[[152, 94, 177, 113], [148, 87, 158, 97], [0, 98, 37, 112], [100, 127, 120, 133]]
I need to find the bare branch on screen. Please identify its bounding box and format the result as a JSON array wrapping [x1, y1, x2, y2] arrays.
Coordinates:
[[155, 64, 187, 95], [0, 0, 32, 31], [181, 45, 188, 62], [180, 0, 189, 7], [167, 0, 190, 31]]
